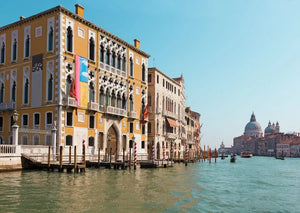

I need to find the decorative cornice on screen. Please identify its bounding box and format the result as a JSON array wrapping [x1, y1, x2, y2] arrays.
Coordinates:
[[0, 5, 150, 58]]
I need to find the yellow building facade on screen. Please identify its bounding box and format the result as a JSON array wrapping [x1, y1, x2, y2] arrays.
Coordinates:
[[0, 4, 150, 159]]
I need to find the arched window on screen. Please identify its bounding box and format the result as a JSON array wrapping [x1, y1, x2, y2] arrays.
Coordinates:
[[129, 94, 134, 111], [48, 27, 54, 51], [1, 42, 5, 63], [47, 74, 53, 101], [106, 90, 110, 106], [66, 135, 73, 146], [142, 63, 146, 82], [89, 82, 95, 102], [25, 35, 30, 57], [12, 39, 17, 61], [129, 57, 133, 76], [111, 90, 116, 107], [0, 83, 4, 103], [122, 57, 126, 71], [105, 49, 110, 65], [88, 136, 95, 147], [141, 98, 145, 113], [148, 122, 151, 133], [117, 92, 122, 108], [100, 45, 104, 62], [122, 94, 126, 109], [66, 75, 72, 96], [21, 135, 28, 145], [111, 51, 116, 67], [66, 26, 73, 52], [24, 78, 29, 104], [99, 87, 104, 106], [89, 37, 95, 61], [117, 56, 121, 69], [11, 81, 16, 102]]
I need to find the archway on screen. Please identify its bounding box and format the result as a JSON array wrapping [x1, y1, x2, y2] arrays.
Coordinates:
[[107, 125, 118, 157], [156, 142, 160, 160]]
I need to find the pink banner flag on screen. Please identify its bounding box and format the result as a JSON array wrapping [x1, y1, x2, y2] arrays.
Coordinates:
[[75, 55, 81, 106]]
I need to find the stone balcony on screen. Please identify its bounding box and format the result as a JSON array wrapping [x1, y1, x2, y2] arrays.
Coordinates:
[[99, 62, 126, 78], [166, 132, 177, 140], [88, 102, 99, 111], [163, 110, 177, 120], [0, 101, 16, 111], [128, 111, 137, 119], [67, 97, 77, 107], [107, 106, 126, 117]]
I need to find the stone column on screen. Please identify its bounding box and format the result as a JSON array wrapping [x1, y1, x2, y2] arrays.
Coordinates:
[[12, 124, 19, 145]]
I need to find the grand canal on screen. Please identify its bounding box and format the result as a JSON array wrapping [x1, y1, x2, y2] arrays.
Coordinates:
[[0, 157, 299, 212]]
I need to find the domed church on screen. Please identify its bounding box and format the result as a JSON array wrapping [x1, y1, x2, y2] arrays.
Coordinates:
[[244, 112, 263, 138], [264, 121, 280, 135]]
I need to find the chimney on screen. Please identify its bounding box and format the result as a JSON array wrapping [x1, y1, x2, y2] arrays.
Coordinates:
[[20, 16, 25, 21], [75, 4, 84, 17], [134, 39, 140, 49]]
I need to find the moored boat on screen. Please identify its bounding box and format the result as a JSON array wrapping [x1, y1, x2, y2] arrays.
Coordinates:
[[230, 154, 236, 163], [240, 152, 253, 158]]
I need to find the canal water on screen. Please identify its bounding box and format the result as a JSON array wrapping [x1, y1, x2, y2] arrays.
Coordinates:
[[0, 157, 299, 212]]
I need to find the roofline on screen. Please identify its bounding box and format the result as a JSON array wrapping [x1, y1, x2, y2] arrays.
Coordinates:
[[148, 67, 181, 86], [0, 5, 150, 58]]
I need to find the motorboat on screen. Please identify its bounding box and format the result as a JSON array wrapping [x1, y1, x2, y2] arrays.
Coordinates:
[[240, 152, 253, 158]]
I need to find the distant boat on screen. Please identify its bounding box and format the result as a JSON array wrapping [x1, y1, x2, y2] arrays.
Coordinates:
[[240, 152, 253, 158], [275, 151, 285, 160], [230, 154, 236, 163]]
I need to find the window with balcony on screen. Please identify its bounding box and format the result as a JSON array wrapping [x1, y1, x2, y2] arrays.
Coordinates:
[[12, 39, 17, 61], [88, 136, 95, 146], [99, 87, 104, 106], [66, 75, 72, 96], [11, 81, 16, 102], [89, 37, 95, 61], [23, 78, 29, 104], [122, 57, 126, 71], [106, 90, 110, 106], [66, 135, 72, 146], [117, 56, 121, 69], [129, 57, 133, 77], [1, 42, 5, 63], [66, 26, 73, 52], [22, 114, 28, 128], [89, 115, 95, 129], [100, 45, 104, 62], [111, 90, 116, 107], [89, 82, 95, 102], [117, 92, 122, 108], [111, 51, 116, 67], [66, 111, 73, 126], [48, 27, 54, 51], [24, 35, 30, 58], [105, 49, 110, 65], [129, 95, 134, 111]]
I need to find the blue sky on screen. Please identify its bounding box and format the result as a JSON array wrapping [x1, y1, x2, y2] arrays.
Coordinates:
[[1, 0, 300, 148]]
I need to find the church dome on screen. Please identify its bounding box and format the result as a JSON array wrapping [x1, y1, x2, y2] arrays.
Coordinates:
[[244, 113, 263, 138], [264, 121, 275, 135]]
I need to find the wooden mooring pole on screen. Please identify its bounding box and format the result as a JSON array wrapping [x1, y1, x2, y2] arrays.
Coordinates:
[[59, 146, 63, 172], [69, 146, 71, 164], [48, 146, 51, 170], [74, 146, 77, 172]]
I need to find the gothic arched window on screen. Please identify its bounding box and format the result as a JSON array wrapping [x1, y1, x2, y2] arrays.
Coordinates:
[[66, 26, 73, 52], [11, 81, 16, 102], [47, 74, 53, 101], [0, 83, 4, 103], [142, 63, 146, 82], [100, 45, 104, 62], [25, 35, 30, 57], [12, 39, 17, 61], [24, 78, 29, 104], [99, 87, 104, 105], [89, 82, 95, 102], [66, 75, 72, 96], [129, 57, 133, 76], [105, 49, 110, 65], [122, 57, 126, 71], [1, 42, 5, 63], [48, 27, 54, 51], [89, 37, 95, 61], [129, 94, 134, 111]]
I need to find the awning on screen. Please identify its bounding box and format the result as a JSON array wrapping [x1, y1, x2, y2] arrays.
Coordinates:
[[167, 118, 178, 127]]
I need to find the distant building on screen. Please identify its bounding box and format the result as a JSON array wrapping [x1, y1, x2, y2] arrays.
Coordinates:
[[233, 112, 300, 156], [218, 141, 231, 155]]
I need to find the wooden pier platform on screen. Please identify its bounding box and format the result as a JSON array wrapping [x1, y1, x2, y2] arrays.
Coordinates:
[[86, 160, 129, 170]]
